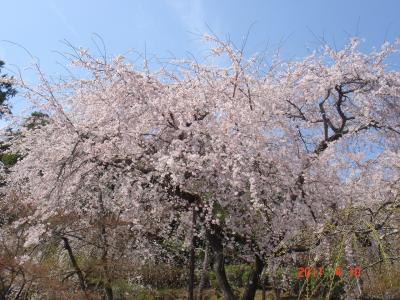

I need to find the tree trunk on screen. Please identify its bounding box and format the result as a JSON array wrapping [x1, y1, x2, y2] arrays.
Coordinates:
[[274, 288, 281, 300], [61, 236, 88, 295], [214, 249, 234, 300], [261, 275, 267, 300], [197, 243, 210, 300], [242, 254, 264, 300], [188, 208, 196, 300], [98, 192, 113, 300], [104, 286, 113, 300], [207, 230, 234, 300]]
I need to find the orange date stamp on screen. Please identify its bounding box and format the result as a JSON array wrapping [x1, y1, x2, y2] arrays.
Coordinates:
[[297, 266, 361, 279]]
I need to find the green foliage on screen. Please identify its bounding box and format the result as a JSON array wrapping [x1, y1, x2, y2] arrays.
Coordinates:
[[0, 60, 16, 117], [291, 268, 345, 300], [0, 151, 19, 187], [137, 263, 186, 289], [24, 111, 50, 130], [208, 264, 252, 290], [131, 287, 192, 300], [226, 264, 252, 288], [212, 201, 227, 223], [0, 152, 20, 167], [132, 288, 156, 300]]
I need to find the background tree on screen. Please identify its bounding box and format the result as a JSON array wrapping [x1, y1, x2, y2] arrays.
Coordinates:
[[0, 59, 16, 117]]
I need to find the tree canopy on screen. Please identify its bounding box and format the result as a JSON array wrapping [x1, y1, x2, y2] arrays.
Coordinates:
[[1, 36, 399, 300]]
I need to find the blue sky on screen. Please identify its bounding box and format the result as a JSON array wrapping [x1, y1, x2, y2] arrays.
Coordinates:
[[0, 0, 399, 122]]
